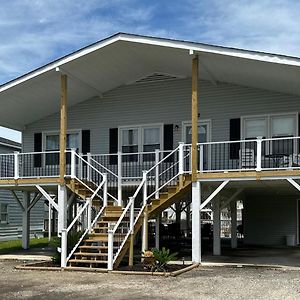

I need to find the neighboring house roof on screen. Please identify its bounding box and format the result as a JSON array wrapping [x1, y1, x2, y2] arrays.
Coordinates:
[[0, 137, 21, 150], [0, 32, 300, 130]]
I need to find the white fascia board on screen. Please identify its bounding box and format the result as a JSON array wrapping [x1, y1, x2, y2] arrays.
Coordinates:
[[119, 34, 300, 67], [0, 141, 21, 149], [2, 32, 300, 94], [0, 35, 121, 93]]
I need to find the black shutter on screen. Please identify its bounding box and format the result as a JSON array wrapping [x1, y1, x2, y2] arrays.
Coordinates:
[[82, 130, 90, 155], [34, 133, 42, 167], [164, 124, 174, 162], [229, 118, 241, 159], [109, 128, 118, 165]]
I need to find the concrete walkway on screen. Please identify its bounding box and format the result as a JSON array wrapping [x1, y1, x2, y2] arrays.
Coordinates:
[[0, 247, 53, 261]]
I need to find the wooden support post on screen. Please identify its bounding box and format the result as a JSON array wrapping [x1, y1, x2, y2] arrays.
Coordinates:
[[60, 74, 67, 184], [142, 206, 149, 254], [155, 214, 161, 249], [129, 234, 134, 267], [230, 200, 238, 249], [191, 55, 199, 182], [213, 197, 221, 255], [22, 192, 31, 249]]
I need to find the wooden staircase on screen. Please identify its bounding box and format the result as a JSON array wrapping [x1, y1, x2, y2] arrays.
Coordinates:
[[64, 176, 192, 271], [148, 175, 192, 218], [66, 205, 123, 271]]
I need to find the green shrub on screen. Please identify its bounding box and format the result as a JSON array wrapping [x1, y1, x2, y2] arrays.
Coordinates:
[[151, 247, 178, 272]]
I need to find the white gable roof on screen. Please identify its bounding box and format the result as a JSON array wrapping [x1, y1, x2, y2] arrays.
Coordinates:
[[1, 32, 300, 130]]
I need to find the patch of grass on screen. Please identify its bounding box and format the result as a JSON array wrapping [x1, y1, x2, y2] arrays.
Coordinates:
[[0, 238, 49, 254]]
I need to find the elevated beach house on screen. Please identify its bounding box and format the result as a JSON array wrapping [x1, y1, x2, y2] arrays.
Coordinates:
[[0, 33, 300, 269]]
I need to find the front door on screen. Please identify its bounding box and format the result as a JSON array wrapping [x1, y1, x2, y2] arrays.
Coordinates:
[[183, 121, 211, 170]]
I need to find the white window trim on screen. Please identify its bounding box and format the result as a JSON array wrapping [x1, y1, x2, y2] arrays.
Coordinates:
[[118, 123, 164, 153], [182, 119, 212, 143], [241, 112, 298, 139], [42, 129, 82, 153], [0, 203, 9, 224]]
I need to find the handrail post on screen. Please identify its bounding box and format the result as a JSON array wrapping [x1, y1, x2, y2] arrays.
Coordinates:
[[155, 149, 160, 199], [107, 229, 114, 270], [78, 153, 83, 179], [117, 151, 122, 206], [179, 142, 184, 174], [178, 142, 184, 188], [61, 228, 67, 268], [199, 145, 204, 172], [256, 137, 262, 172], [129, 197, 135, 233], [87, 198, 92, 232], [142, 170, 147, 205], [103, 173, 108, 207], [129, 197, 135, 266], [14, 151, 19, 180], [87, 153, 92, 181], [71, 148, 76, 179]]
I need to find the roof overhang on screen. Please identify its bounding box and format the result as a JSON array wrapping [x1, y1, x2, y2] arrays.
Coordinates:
[[1, 32, 300, 130]]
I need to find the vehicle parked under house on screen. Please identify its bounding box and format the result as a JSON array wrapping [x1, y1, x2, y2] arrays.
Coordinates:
[[0, 32, 300, 269]]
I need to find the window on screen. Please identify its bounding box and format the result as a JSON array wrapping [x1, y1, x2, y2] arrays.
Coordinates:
[[44, 132, 80, 165], [242, 113, 297, 155], [244, 118, 268, 139], [121, 128, 138, 153], [0, 204, 8, 224], [271, 115, 296, 155], [119, 124, 162, 161]]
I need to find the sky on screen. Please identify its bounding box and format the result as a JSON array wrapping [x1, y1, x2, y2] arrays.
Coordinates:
[[1, 0, 300, 142]]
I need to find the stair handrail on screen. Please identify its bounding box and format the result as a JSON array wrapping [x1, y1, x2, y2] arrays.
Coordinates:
[[146, 146, 179, 174], [90, 157, 118, 179], [108, 144, 185, 270], [72, 151, 118, 203], [63, 205, 106, 266]]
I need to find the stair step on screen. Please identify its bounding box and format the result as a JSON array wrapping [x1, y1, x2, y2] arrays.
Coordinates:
[[167, 186, 178, 192], [69, 259, 107, 264], [84, 237, 108, 242], [79, 245, 118, 250], [105, 206, 123, 211], [159, 192, 169, 199], [74, 252, 108, 257], [64, 266, 108, 272], [151, 199, 161, 205]]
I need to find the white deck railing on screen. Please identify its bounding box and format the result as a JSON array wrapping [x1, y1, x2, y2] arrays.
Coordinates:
[[0, 136, 299, 182]]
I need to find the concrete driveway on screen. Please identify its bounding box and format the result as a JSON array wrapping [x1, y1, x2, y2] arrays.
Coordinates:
[[203, 246, 300, 268]]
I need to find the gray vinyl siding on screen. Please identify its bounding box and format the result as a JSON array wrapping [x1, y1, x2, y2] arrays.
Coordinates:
[[243, 195, 298, 246], [21, 78, 300, 245], [0, 143, 44, 241], [23, 78, 300, 154]]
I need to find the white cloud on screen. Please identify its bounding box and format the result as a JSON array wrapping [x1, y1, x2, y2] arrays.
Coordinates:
[[1, 0, 300, 141]]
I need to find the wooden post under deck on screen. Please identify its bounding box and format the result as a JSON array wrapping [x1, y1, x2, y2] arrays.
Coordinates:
[[191, 55, 199, 182], [60, 74, 67, 184]]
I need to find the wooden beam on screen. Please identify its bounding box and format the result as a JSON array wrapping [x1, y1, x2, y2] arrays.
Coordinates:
[[197, 170, 300, 180], [60, 74, 67, 184], [11, 190, 24, 211], [191, 55, 199, 182]]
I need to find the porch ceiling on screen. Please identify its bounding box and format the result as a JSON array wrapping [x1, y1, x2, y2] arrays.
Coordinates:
[[1, 32, 300, 130]]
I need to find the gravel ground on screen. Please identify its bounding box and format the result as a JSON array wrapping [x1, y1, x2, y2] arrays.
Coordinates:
[[1, 260, 300, 300]]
